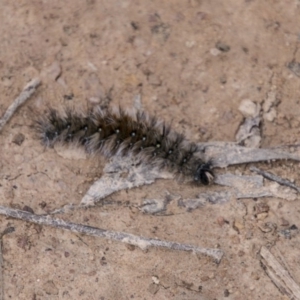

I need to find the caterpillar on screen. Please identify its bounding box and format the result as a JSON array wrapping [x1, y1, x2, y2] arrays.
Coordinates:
[[36, 105, 214, 185]]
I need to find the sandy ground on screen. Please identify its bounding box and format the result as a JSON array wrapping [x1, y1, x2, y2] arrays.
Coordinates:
[[1, 0, 300, 299]]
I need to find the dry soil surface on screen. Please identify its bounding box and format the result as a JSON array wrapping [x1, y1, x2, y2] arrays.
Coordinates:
[[1, 1, 300, 299]]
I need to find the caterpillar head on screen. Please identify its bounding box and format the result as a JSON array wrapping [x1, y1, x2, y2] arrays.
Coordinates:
[[194, 162, 214, 185]]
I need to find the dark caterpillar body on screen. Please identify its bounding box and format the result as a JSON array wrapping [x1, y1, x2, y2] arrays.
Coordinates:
[[37, 106, 214, 185]]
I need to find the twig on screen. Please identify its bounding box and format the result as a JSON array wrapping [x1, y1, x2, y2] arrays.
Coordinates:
[[260, 246, 300, 299], [81, 142, 300, 204], [0, 227, 15, 300], [202, 142, 300, 168], [250, 166, 300, 193], [0, 237, 3, 300], [0, 78, 41, 132], [0, 205, 224, 263]]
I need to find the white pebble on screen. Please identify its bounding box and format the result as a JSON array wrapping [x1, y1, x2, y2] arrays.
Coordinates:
[[238, 99, 260, 118], [210, 48, 221, 56]]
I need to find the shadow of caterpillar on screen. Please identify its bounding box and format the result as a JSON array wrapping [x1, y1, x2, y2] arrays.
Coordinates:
[[36, 106, 214, 185]]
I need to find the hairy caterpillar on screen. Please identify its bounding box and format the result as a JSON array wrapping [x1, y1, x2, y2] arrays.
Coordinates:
[[37, 106, 214, 185]]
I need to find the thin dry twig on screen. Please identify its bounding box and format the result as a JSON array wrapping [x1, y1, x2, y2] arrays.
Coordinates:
[[0, 239, 3, 300], [203, 142, 300, 168], [250, 166, 300, 193], [0, 227, 15, 300], [0, 205, 224, 263], [260, 246, 300, 300], [0, 78, 41, 132]]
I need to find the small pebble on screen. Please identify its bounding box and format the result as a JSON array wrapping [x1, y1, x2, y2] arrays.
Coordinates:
[[251, 272, 260, 281], [219, 75, 227, 84], [280, 218, 289, 227], [148, 283, 159, 295], [210, 48, 221, 56], [216, 41, 230, 52], [256, 212, 268, 220], [41, 61, 61, 81], [233, 219, 245, 233], [287, 61, 300, 77], [254, 203, 269, 215], [238, 99, 259, 118], [245, 230, 253, 240], [12, 133, 25, 145], [279, 229, 291, 239], [22, 205, 34, 214], [217, 216, 227, 227], [201, 275, 209, 282], [185, 40, 196, 48], [126, 244, 136, 251], [152, 276, 159, 284], [43, 280, 59, 295]]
